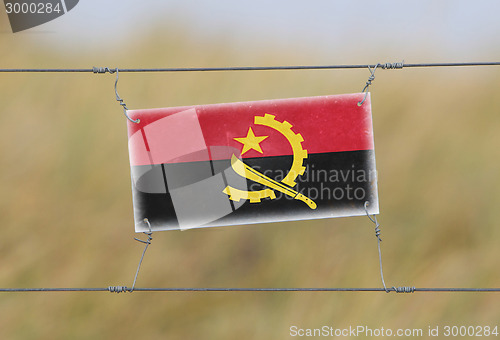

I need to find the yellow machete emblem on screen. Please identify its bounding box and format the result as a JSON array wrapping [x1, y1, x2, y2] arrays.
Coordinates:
[[223, 114, 317, 209]]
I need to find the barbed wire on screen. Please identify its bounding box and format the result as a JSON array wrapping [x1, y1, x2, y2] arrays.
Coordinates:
[[1, 60, 499, 294], [0, 287, 499, 293], [0, 61, 499, 73]]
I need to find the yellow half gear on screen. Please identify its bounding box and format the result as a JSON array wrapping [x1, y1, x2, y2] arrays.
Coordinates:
[[224, 114, 308, 203], [254, 114, 307, 187], [222, 187, 276, 203]]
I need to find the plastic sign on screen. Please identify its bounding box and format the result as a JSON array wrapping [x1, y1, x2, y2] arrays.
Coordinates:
[[127, 93, 379, 232]]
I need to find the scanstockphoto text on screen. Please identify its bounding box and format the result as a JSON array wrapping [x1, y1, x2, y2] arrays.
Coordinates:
[[289, 325, 499, 337]]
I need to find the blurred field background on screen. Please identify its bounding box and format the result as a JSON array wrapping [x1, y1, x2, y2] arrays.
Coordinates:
[[1, 2, 500, 339]]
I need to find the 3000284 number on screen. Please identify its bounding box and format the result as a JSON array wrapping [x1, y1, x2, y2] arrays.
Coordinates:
[[5, 2, 61, 14], [444, 326, 499, 337]]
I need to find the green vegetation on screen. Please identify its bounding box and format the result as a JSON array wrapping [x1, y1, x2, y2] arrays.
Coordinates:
[[1, 21, 500, 339]]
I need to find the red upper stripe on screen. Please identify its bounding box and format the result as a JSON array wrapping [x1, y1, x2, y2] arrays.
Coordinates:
[[127, 93, 374, 166]]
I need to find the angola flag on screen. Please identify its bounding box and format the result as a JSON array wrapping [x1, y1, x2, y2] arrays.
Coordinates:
[[127, 93, 378, 232]]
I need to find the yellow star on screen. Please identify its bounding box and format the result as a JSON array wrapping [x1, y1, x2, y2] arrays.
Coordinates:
[[234, 127, 269, 155]]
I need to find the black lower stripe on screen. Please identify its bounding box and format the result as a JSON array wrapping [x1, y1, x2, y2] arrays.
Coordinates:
[[131, 150, 378, 229]]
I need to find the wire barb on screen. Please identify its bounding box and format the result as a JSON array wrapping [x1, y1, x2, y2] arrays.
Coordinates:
[[391, 286, 415, 293], [108, 286, 129, 293], [379, 61, 405, 70], [92, 67, 115, 74]]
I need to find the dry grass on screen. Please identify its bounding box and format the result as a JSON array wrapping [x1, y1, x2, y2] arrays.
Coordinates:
[[1, 20, 500, 339]]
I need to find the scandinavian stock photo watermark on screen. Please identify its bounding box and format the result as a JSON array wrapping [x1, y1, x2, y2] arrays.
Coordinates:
[[249, 165, 377, 202]]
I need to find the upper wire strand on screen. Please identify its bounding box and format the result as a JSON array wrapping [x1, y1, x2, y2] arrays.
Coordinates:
[[2, 61, 498, 73]]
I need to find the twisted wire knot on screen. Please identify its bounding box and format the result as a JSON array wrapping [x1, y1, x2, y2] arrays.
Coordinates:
[[374, 223, 382, 241], [364, 201, 382, 242], [380, 61, 404, 70], [363, 73, 375, 89], [358, 64, 378, 106], [92, 67, 116, 74], [392, 286, 416, 293], [358, 61, 404, 106], [92, 66, 139, 123], [108, 286, 129, 293]]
